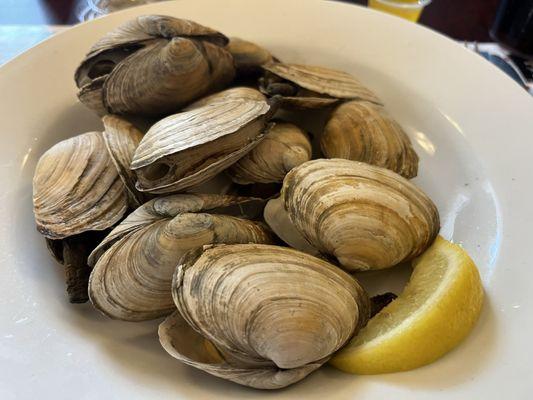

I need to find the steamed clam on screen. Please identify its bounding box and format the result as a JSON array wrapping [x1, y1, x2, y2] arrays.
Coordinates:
[[228, 121, 312, 184], [132, 91, 274, 193], [33, 131, 128, 302], [31, 14, 456, 391], [102, 115, 147, 207], [159, 244, 370, 389], [184, 86, 267, 110], [75, 15, 235, 116], [259, 62, 382, 109], [281, 159, 439, 271], [321, 100, 419, 178], [88, 194, 274, 321]]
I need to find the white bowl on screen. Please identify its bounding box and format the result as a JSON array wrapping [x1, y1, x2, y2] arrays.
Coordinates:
[[1, 1, 532, 399]]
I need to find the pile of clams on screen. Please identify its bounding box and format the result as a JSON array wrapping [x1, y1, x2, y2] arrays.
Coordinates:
[[33, 15, 440, 389]]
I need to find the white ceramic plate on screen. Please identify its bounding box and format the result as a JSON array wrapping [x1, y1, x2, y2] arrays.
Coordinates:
[[1, 1, 532, 398]]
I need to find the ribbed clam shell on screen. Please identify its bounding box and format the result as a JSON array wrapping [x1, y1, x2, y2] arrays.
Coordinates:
[[226, 37, 273, 73], [184, 87, 266, 110], [159, 311, 323, 390], [261, 62, 382, 108], [75, 15, 234, 116], [83, 15, 228, 61], [102, 37, 234, 115], [131, 98, 271, 193], [88, 194, 274, 321], [33, 131, 127, 239], [228, 122, 312, 184], [102, 115, 146, 207], [321, 101, 419, 178], [164, 243, 369, 389], [281, 159, 439, 271]]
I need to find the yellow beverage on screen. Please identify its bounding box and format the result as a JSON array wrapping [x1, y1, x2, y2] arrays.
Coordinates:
[[368, 0, 429, 22]]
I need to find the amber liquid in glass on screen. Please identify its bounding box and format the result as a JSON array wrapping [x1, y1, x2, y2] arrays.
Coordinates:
[[368, 0, 425, 22]]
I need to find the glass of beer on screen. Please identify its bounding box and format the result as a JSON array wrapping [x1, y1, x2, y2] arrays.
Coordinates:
[[368, 0, 433, 22]]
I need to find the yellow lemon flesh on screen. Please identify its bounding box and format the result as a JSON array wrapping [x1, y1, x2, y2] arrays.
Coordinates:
[[330, 236, 484, 374]]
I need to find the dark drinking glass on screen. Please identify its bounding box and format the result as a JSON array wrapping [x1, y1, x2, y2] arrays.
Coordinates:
[[490, 0, 533, 59]]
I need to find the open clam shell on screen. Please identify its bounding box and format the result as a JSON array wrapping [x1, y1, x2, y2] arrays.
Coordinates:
[[260, 62, 382, 109], [159, 243, 370, 389], [88, 194, 274, 321], [321, 100, 419, 178], [75, 15, 235, 116], [281, 159, 439, 271], [131, 96, 273, 194]]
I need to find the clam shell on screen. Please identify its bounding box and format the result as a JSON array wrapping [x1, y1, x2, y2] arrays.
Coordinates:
[[321, 101, 419, 178], [228, 122, 312, 184], [102, 115, 146, 207], [88, 194, 274, 321], [226, 37, 274, 73], [33, 131, 128, 239], [102, 38, 233, 115], [281, 159, 439, 271], [75, 15, 234, 116], [263, 197, 319, 255], [159, 311, 323, 390], [184, 87, 266, 110], [83, 15, 228, 60], [77, 76, 107, 116], [160, 243, 370, 389], [260, 62, 382, 109], [132, 98, 272, 193]]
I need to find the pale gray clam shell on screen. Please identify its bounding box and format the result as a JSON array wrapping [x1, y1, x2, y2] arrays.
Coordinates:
[[33, 131, 128, 240], [131, 97, 272, 194], [260, 62, 382, 109], [102, 115, 146, 207], [321, 100, 419, 179], [184, 87, 267, 110], [228, 121, 312, 184], [75, 15, 235, 116], [160, 243, 370, 389], [281, 159, 439, 271], [87, 194, 274, 321]]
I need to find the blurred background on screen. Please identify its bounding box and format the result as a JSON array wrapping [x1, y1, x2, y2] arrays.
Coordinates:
[[0, 0, 500, 41]]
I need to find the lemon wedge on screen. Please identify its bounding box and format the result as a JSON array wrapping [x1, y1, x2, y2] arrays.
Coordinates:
[[330, 236, 484, 374]]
